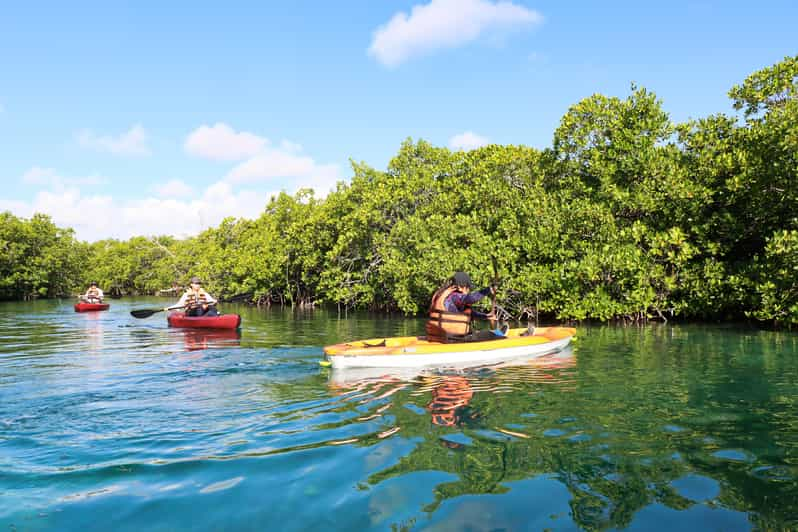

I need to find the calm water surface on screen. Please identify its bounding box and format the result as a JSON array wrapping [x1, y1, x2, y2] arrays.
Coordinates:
[[1, 299, 797, 530]]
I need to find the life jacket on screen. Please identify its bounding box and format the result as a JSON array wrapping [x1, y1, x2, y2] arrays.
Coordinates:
[[86, 287, 101, 298], [184, 288, 209, 308], [426, 285, 472, 341]]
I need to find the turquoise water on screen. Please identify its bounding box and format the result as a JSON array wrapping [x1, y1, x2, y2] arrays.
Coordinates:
[[1, 299, 797, 530]]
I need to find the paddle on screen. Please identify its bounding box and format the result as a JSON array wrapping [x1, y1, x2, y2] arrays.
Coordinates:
[[130, 304, 191, 319], [490, 256, 505, 337]]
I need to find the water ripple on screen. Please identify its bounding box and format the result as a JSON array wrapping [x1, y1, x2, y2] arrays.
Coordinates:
[[1, 302, 797, 530]]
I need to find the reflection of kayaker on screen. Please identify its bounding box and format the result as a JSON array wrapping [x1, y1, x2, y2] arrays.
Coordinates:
[[427, 376, 478, 427], [180, 329, 241, 352]]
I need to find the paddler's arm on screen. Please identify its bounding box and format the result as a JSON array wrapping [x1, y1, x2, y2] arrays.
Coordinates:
[[174, 292, 188, 309], [462, 286, 493, 305], [462, 287, 495, 320]]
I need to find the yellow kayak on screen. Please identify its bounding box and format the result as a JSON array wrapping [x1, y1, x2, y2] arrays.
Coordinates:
[[323, 326, 576, 369]]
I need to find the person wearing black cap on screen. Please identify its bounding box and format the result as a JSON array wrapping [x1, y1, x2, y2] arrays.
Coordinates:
[[81, 281, 104, 304], [425, 272, 496, 343], [174, 277, 219, 317]]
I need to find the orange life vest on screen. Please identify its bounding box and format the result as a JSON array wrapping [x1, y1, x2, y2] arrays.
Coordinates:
[[425, 285, 472, 341], [184, 288, 209, 308]]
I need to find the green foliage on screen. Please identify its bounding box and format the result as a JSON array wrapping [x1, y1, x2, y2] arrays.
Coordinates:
[[728, 54, 798, 116], [4, 57, 797, 325], [749, 230, 798, 325], [0, 212, 88, 299]]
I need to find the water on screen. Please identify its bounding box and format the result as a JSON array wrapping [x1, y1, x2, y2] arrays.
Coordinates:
[[1, 299, 797, 530]]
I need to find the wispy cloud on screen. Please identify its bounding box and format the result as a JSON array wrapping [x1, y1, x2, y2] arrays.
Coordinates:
[[185, 123, 342, 194], [151, 179, 194, 198], [77, 124, 151, 156], [184, 123, 268, 161], [369, 0, 543, 67], [449, 131, 490, 151], [224, 149, 340, 192], [22, 166, 107, 187]]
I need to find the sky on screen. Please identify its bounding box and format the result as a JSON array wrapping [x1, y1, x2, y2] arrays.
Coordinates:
[[0, 0, 796, 241]]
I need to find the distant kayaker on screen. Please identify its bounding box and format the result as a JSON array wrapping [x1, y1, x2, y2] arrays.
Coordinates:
[[175, 277, 219, 317], [426, 272, 496, 343], [81, 281, 104, 303]]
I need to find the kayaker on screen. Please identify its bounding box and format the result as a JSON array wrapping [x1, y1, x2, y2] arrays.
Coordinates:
[[426, 272, 497, 343], [175, 277, 219, 317], [81, 281, 104, 303]]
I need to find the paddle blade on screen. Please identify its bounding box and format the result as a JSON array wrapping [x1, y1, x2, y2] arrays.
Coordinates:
[[130, 308, 162, 319]]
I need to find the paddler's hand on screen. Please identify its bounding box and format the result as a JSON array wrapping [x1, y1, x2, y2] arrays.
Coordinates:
[[485, 310, 497, 321], [202, 303, 208, 311]]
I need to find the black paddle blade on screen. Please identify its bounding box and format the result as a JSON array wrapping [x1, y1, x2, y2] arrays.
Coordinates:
[[130, 308, 162, 319]]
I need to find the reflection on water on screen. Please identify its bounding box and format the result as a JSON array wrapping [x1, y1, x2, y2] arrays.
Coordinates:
[[176, 329, 241, 352], [0, 299, 797, 530]]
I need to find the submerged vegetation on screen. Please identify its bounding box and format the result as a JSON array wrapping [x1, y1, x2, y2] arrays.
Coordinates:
[[2, 56, 797, 325]]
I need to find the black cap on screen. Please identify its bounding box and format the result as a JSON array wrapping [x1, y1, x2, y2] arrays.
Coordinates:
[[90, 281, 98, 286], [452, 272, 472, 288], [190, 276, 201, 284]]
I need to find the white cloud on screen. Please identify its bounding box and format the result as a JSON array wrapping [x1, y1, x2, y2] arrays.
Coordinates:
[[22, 167, 59, 185], [22, 166, 107, 187], [449, 131, 490, 150], [4, 125, 344, 240], [6, 164, 339, 241], [368, 0, 543, 67], [184, 123, 268, 161], [152, 179, 194, 198], [0, 181, 272, 241], [118, 181, 270, 239], [183, 123, 342, 194], [279, 139, 303, 154], [225, 150, 341, 195], [77, 124, 150, 156]]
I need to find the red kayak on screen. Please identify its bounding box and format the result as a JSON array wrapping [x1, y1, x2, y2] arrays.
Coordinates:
[[74, 302, 110, 312], [167, 312, 241, 330]]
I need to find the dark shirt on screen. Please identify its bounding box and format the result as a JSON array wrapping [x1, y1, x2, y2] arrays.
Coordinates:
[[444, 287, 492, 319]]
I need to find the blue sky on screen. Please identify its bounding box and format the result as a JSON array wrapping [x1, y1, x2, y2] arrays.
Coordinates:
[[1, 0, 796, 240]]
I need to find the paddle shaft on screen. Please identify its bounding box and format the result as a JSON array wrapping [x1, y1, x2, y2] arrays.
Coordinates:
[[130, 299, 222, 318], [490, 256, 499, 330]]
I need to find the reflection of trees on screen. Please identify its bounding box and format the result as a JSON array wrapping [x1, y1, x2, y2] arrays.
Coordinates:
[[325, 327, 798, 530]]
